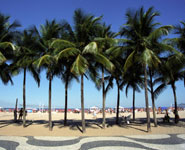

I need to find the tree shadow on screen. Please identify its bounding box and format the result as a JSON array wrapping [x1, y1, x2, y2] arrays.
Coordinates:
[[127, 125, 148, 133], [0, 120, 13, 128], [0, 115, 184, 134], [55, 119, 103, 133], [24, 120, 34, 127], [156, 117, 185, 128]]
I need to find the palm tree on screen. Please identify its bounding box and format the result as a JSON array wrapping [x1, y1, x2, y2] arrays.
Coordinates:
[[173, 21, 185, 88], [99, 56, 123, 125], [93, 23, 116, 127], [51, 9, 101, 133], [147, 68, 167, 127], [113, 60, 123, 124], [52, 9, 114, 132], [33, 20, 61, 131], [123, 65, 143, 121], [174, 21, 185, 55], [120, 7, 173, 132], [165, 21, 185, 90], [160, 54, 184, 123], [12, 30, 40, 127], [61, 64, 78, 126], [56, 21, 79, 126], [0, 13, 20, 84]]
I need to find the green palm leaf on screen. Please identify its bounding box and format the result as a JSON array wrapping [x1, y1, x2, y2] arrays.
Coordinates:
[[95, 53, 114, 72], [105, 46, 123, 58], [0, 42, 15, 50], [28, 66, 40, 87], [71, 54, 88, 75], [82, 41, 98, 55], [148, 25, 173, 41], [153, 83, 167, 99], [55, 47, 80, 60], [125, 83, 131, 97], [34, 54, 54, 68], [94, 37, 122, 45], [123, 50, 136, 73], [0, 51, 6, 64], [141, 48, 161, 68], [51, 39, 75, 49]]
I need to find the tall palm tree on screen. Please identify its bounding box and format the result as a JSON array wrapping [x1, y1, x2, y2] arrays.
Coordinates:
[[147, 68, 167, 127], [33, 20, 61, 131], [56, 21, 79, 126], [120, 7, 173, 132], [160, 54, 184, 123], [173, 21, 185, 88], [124, 65, 143, 121], [52, 9, 114, 132], [0, 13, 20, 84], [99, 56, 123, 125], [61, 64, 78, 126], [165, 21, 185, 90], [51, 9, 101, 133], [12, 30, 40, 127], [93, 23, 116, 127], [113, 60, 123, 125], [174, 21, 185, 55]]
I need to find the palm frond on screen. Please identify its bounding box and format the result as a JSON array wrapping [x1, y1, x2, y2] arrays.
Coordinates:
[[153, 77, 165, 86], [125, 83, 131, 97], [153, 83, 167, 99], [28, 65, 40, 87], [0, 51, 6, 64], [0, 42, 15, 50], [105, 46, 123, 58], [95, 53, 114, 72], [0, 64, 13, 85], [148, 25, 173, 40], [71, 54, 88, 75], [105, 76, 114, 94], [51, 39, 75, 49], [55, 47, 80, 60], [141, 48, 161, 68], [82, 42, 98, 55], [33, 55, 54, 68], [147, 88, 151, 93], [123, 50, 135, 73]]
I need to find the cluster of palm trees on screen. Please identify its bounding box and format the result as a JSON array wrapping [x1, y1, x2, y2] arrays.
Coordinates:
[[0, 7, 184, 133]]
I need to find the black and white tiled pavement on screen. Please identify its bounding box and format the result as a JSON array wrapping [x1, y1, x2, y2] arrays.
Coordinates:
[[0, 134, 185, 150]]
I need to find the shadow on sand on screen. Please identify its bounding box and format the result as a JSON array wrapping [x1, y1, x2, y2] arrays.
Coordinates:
[[0, 116, 184, 133]]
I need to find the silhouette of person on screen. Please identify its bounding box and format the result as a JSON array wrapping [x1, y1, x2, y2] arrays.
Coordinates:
[[163, 109, 170, 123], [19, 108, 23, 120]]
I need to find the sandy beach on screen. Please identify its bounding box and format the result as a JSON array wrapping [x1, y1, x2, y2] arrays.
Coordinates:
[[0, 111, 185, 136]]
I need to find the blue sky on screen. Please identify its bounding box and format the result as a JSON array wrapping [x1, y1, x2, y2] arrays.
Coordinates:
[[0, 0, 185, 109]]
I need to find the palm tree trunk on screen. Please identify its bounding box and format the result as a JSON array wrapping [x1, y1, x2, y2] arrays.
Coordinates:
[[102, 67, 106, 128], [23, 68, 26, 127], [144, 64, 151, 132], [81, 74, 86, 133], [133, 88, 135, 121], [48, 75, 52, 131], [116, 80, 120, 124], [149, 69, 157, 127], [14, 98, 18, 122], [171, 82, 178, 123], [64, 80, 68, 126]]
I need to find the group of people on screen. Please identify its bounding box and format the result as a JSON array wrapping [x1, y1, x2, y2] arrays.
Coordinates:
[[14, 108, 27, 121], [163, 109, 180, 123]]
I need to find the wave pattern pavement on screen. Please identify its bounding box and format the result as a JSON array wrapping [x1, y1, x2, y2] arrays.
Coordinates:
[[0, 134, 185, 150]]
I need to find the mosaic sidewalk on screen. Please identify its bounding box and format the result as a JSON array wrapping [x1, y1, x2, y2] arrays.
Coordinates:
[[0, 134, 185, 150]]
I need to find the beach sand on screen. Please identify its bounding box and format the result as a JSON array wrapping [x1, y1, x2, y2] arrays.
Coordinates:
[[0, 111, 185, 136]]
